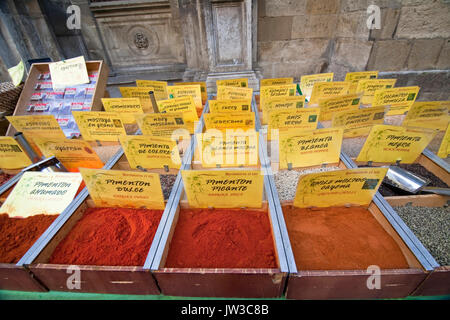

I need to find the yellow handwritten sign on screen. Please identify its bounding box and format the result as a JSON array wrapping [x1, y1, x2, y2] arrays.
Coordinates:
[[437, 124, 450, 158], [167, 85, 203, 111], [309, 82, 351, 105], [260, 77, 293, 87], [174, 82, 207, 104], [204, 112, 255, 132], [345, 71, 378, 94], [300, 73, 334, 97], [209, 99, 252, 113], [331, 106, 387, 138], [293, 168, 387, 208], [101, 98, 144, 124], [279, 128, 343, 169], [216, 78, 248, 88], [403, 101, 449, 131], [157, 96, 199, 125], [80, 168, 165, 209], [33, 138, 104, 171], [119, 87, 155, 113], [318, 93, 362, 121], [72, 111, 126, 142], [119, 135, 181, 170], [182, 169, 263, 208], [0, 172, 82, 217], [356, 125, 436, 163], [196, 131, 259, 168], [0, 137, 32, 169], [48, 56, 89, 89], [262, 96, 306, 124], [372, 86, 420, 115], [216, 86, 253, 101], [267, 108, 320, 140], [356, 79, 397, 105], [135, 113, 192, 137], [136, 80, 168, 101]]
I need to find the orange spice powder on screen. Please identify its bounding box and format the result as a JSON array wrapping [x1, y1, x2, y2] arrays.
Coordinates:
[[165, 208, 278, 269]]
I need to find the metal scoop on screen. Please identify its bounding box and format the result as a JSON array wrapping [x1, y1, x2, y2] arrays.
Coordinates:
[[385, 166, 450, 196]]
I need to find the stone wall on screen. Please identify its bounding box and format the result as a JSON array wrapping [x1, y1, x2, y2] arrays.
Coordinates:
[[257, 0, 450, 99]]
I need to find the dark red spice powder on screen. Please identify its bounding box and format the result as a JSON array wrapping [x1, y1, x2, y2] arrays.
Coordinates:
[[49, 207, 163, 266], [165, 208, 278, 269], [282, 205, 409, 270], [0, 213, 58, 263]]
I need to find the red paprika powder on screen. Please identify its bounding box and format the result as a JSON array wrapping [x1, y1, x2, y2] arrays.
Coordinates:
[[0, 213, 58, 263], [165, 208, 277, 269], [49, 207, 163, 266], [282, 205, 409, 270]]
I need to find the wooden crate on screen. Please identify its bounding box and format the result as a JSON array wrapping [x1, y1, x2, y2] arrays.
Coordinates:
[[0, 165, 55, 291], [6, 60, 109, 137], [152, 198, 287, 298], [191, 137, 261, 170], [153, 115, 287, 297], [284, 201, 427, 299], [253, 90, 440, 298], [353, 152, 450, 208], [266, 153, 428, 298]]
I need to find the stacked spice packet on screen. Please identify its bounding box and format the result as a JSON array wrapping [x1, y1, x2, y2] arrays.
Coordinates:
[[26, 71, 99, 138]]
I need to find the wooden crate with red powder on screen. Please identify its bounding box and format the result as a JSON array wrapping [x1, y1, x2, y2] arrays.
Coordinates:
[[149, 99, 289, 298], [27, 199, 164, 295]]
